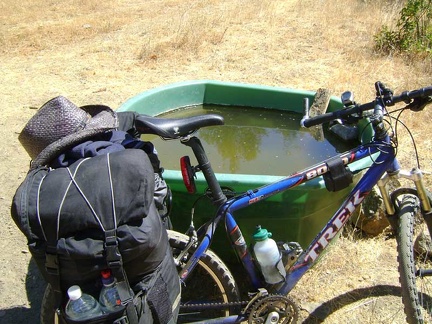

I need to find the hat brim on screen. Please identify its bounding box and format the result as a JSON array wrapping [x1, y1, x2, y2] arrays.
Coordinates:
[[30, 105, 118, 169]]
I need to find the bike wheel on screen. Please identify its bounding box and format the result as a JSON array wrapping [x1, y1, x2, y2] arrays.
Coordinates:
[[167, 230, 241, 323], [396, 193, 432, 323]]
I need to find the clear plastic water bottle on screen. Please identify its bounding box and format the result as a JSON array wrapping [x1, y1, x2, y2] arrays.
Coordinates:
[[253, 225, 286, 284], [99, 269, 122, 313], [65, 285, 103, 320]]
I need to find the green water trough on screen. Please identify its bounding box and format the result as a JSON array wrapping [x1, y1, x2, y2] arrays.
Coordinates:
[[117, 80, 373, 263]]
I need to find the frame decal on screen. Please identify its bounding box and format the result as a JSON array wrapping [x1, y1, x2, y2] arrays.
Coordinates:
[[304, 189, 368, 263]]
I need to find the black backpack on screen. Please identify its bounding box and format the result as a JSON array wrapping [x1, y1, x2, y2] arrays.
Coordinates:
[[11, 149, 180, 323]]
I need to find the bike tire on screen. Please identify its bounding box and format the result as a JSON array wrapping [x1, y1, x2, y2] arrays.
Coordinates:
[[167, 230, 241, 323], [396, 193, 432, 324]]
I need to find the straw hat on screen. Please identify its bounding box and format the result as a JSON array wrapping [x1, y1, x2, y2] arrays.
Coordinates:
[[19, 96, 118, 169]]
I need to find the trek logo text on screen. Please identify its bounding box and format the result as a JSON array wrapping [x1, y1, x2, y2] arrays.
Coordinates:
[[305, 189, 366, 263]]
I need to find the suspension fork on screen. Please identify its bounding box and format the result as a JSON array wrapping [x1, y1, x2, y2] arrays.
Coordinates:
[[377, 168, 432, 230]]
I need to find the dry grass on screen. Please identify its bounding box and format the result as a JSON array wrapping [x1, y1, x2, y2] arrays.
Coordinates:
[[1, 0, 432, 322], [291, 231, 404, 323]]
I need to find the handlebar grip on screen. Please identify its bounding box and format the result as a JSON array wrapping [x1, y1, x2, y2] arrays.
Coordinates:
[[302, 104, 365, 128], [392, 86, 432, 104], [302, 112, 337, 128], [302, 84, 432, 128]]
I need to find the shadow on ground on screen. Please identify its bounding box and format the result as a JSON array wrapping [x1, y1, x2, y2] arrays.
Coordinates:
[[0, 262, 417, 324], [0, 258, 46, 323], [302, 284, 402, 323]]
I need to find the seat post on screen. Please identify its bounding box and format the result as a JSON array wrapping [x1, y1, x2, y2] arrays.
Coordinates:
[[181, 136, 227, 206]]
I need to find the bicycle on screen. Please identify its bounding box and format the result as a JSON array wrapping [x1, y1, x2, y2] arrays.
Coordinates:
[[131, 81, 432, 323]]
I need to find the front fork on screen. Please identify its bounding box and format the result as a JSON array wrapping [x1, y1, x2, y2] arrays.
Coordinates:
[[377, 168, 432, 230]]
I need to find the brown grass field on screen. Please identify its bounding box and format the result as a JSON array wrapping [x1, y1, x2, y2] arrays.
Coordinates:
[[1, 0, 432, 322]]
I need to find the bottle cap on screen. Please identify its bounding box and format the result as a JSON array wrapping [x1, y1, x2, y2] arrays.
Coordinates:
[[101, 269, 115, 285], [253, 225, 272, 241], [67, 285, 82, 301], [101, 269, 112, 279]]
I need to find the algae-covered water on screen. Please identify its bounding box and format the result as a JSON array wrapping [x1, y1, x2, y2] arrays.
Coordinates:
[[142, 105, 352, 176]]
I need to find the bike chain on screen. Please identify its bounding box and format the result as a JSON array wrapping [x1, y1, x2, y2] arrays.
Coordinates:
[[180, 294, 299, 323], [180, 300, 249, 310]]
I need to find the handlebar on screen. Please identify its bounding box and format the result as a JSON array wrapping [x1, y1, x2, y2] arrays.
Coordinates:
[[302, 82, 432, 128]]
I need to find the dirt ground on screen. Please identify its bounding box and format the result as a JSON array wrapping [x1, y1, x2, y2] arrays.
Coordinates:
[[1, 0, 432, 323]]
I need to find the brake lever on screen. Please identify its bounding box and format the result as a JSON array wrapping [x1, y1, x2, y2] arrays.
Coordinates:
[[407, 96, 432, 112]]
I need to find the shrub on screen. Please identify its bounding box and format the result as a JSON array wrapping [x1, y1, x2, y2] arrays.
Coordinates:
[[374, 0, 432, 56]]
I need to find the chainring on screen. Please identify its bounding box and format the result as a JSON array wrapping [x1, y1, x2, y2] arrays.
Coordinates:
[[248, 294, 299, 324]]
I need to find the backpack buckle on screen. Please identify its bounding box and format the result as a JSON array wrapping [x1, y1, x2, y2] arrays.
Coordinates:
[[105, 231, 122, 268]]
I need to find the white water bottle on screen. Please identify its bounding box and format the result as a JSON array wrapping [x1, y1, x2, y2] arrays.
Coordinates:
[[65, 285, 103, 320], [99, 269, 122, 313], [253, 225, 285, 284]]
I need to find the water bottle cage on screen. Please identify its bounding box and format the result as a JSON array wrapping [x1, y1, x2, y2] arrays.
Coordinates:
[[275, 257, 286, 282], [253, 253, 286, 285], [279, 241, 303, 271]]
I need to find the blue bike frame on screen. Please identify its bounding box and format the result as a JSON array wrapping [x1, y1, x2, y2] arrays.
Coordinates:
[[178, 135, 397, 322]]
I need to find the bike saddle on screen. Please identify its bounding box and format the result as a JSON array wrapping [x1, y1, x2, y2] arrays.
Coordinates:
[[134, 113, 224, 139]]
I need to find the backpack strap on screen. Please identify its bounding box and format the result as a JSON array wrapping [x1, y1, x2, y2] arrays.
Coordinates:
[[104, 229, 139, 324], [104, 153, 139, 324], [35, 170, 63, 310], [45, 243, 63, 310]]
